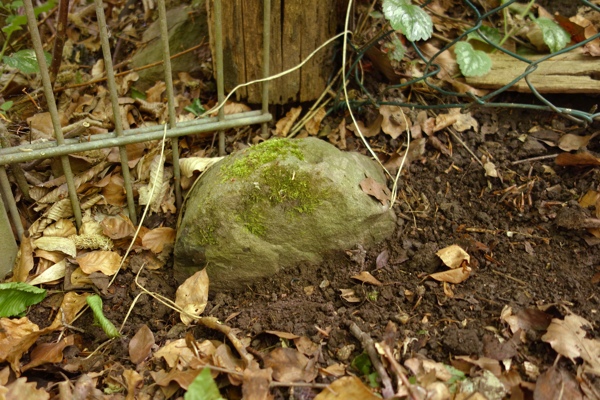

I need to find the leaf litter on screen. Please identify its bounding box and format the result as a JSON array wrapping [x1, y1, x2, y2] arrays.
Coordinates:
[[1, 0, 600, 399]]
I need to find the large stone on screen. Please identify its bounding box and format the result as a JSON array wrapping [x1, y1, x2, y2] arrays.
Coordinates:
[[173, 138, 396, 290]]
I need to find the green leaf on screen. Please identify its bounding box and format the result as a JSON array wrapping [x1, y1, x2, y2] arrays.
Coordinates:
[[33, 0, 56, 17], [184, 368, 223, 400], [535, 17, 570, 53], [2, 49, 52, 74], [0, 101, 14, 112], [455, 41, 492, 77], [351, 352, 373, 376], [86, 295, 120, 338], [185, 98, 206, 117], [382, 0, 433, 42], [386, 35, 406, 62], [0, 282, 46, 318], [467, 26, 502, 46]]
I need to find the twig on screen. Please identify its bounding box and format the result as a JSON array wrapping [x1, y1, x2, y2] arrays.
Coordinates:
[[448, 127, 484, 167], [349, 322, 395, 399], [511, 154, 558, 165], [491, 269, 527, 285]]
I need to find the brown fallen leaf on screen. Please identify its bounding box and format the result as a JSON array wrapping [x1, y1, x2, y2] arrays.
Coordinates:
[[557, 132, 597, 152], [142, 227, 176, 253], [275, 107, 302, 137], [242, 361, 274, 400], [351, 271, 382, 286], [429, 266, 471, 284], [346, 114, 383, 138], [360, 177, 391, 206], [314, 376, 380, 400], [129, 325, 155, 364], [76, 251, 122, 276], [22, 335, 76, 372], [555, 152, 600, 166], [263, 347, 317, 383], [379, 105, 411, 139], [175, 269, 209, 325], [436, 244, 470, 269]]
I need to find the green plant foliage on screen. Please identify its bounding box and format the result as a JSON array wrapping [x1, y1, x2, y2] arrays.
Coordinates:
[[184, 368, 223, 400], [382, 0, 433, 42], [0, 282, 46, 317], [86, 295, 120, 339], [2, 49, 51, 74], [455, 41, 492, 77], [467, 26, 502, 47], [535, 17, 570, 53], [383, 35, 406, 62], [185, 99, 206, 117]]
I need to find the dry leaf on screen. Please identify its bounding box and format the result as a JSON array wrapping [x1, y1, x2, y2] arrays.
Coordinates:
[[429, 266, 471, 284], [351, 271, 382, 286], [557, 133, 596, 152], [379, 105, 410, 139], [154, 339, 196, 369], [555, 152, 600, 166], [314, 376, 381, 400], [242, 361, 274, 400], [34, 237, 77, 258], [359, 177, 391, 206], [12, 235, 34, 283], [142, 227, 175, 253], [223, 101, 251, 115], [179, 157, 224, 178], [436, 245, 470, 269], [541, 313, 600, 374], [27, 259, 66, 286], [129, 325, 155, 364], [175, 269, 209, 325], [101, 215, 136, 239], [305, 107, 326, 136], [263, 347, 317, 383], [275, 107, 302, 137], [76, 251, 122, 276], [22, 335, 75, 372], [346, 115, 382, 138]]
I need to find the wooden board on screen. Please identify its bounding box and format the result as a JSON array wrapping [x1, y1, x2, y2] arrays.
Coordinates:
[[207, 0, 338, 104], [466, 50, 600, 94]]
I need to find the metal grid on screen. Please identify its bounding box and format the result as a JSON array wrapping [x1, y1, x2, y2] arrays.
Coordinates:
[[0, 0, 273, 247]]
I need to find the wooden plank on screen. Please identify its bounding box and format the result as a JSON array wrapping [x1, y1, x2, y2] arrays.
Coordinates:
[[466, 50, 600, 94]]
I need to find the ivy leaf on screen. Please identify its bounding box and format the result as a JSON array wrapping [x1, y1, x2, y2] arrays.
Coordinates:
[[0, 282, 46, 318], [2, 49, 52, 74], [535, 17, 570, 53], [382, 0, 433, 42], [455, 41, 492, 77], [467, 26, 502, 46]]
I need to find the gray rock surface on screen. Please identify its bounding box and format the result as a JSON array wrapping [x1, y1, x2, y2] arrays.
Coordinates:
[[174, 138, 396, 290]]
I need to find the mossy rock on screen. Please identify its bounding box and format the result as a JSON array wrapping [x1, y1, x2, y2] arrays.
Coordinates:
[[173, 138, 396, 290]]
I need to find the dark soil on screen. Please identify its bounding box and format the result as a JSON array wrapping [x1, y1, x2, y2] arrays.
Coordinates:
[[26, 101, 600, 397]]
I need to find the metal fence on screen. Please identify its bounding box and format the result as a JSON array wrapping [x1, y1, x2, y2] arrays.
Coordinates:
[[1, 0, 599, 265], [336, 0, 600, 125], [0, 0, 272, 257]]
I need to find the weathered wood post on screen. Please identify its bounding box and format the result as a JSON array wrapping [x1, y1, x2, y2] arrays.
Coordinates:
[[207, 0, 339, 104]]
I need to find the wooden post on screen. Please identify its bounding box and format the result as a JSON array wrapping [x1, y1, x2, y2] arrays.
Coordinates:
[[208, 0, 339, 104]]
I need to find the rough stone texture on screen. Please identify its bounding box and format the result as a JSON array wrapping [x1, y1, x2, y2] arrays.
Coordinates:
[[174, 138, 396, 290]]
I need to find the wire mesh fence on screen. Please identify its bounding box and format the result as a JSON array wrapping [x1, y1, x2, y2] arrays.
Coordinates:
[[333, 0, 600, 124]]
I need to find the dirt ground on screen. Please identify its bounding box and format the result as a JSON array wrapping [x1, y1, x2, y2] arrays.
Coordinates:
[[24, 94, 600, 398]]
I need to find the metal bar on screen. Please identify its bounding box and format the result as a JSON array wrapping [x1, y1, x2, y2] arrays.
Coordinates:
[[94, 0, 138, 225], [0, 166, 23, 240], [23, 0, 82, 229], [157, 0, 182, 210], [261, 0, 271, 136], [214, 0, 226, 156], [0, 112, 264, 157], [0, 113, 272, 165]]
